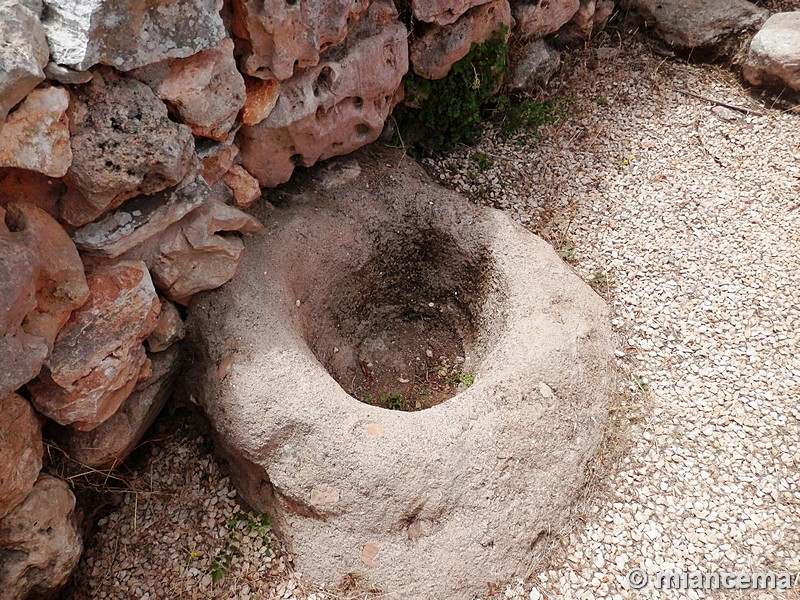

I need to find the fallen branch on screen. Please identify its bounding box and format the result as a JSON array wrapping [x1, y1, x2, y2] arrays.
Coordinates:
[[675, 88, 765, 116]]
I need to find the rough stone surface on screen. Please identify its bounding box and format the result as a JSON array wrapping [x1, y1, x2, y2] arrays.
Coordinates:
[[222, 165, 262, 209], [28, 260, 160, 431], [0, 237, 45, 395], [44, 62, 94, 85], [0, 203, 89, 395], [239, 0, 408, 187], [509, 39, 562, 91], [131, 38, 245, 141], [412, 0, 493, 26], [71, 175, 210, 259], [411, 0, 513, 80], [41, 0, 226, 72], [551, 0, 615, 47], [0, 474, 82, 600], [231, 0, 369, 81], [622, 0, 768, 57], [185, 150, 612, 598], [743, 12, 800, 91], [62, 68, 196, 227], [0, 0, 43, 14], [0, 3, 48, 127], [0, 393, 42, 520], [123, 200, 262, 305], [198, 142, 240, 185], [241, 76, 280, 126], [513, 0, 579, 41], [0, 168, 65, 217], [57, 345, 182, 469], [0, 86, 72, 177], [146, 299, 185, 353]]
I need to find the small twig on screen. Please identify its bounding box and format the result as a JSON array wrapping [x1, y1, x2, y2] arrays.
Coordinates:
[[675, 88, 764, 116]]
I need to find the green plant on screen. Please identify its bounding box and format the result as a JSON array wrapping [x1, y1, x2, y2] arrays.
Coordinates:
[[588, 269, 611, 288], [210, 542, 237, 584], [210, 511, 272, 584], [447, 373, 475, 387], [633, 375, 650, 393], [475, 185, 490, 200], [393, 26, 509, 153], [472, 151, 494, 171], [360, 392, 406, 409], [228, 511, 271, 544], [500, 97, 562, 137], [380, 392, 405, 410], [559, 243, 577, 263], [595, 95, 609, 106], [455, 373, 475, 387]]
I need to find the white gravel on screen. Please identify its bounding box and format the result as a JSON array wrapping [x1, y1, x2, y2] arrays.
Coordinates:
[[431, 33, 800, 600], [64, 32, 799, 600]]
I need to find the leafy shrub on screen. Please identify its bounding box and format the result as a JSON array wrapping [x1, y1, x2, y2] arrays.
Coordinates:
[[498, 96, 562, 137], [394, 27, 509, 154]]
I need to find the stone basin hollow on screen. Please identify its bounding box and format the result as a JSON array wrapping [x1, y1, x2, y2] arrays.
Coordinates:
[[302, 225, 494, 411]]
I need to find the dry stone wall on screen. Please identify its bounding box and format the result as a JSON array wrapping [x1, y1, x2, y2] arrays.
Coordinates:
[[3, 0, 796, 596], [0, 0, 593, 594]]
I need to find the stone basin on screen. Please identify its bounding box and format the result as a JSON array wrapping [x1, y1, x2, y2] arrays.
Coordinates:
[[185, 148, 613, 599]]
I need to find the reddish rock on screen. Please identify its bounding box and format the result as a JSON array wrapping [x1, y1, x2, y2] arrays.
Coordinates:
[[199, 142, 240, 185], [4, 203, 89, 355], [0, 203, 89, 395], [57, 345, 181, 469], [0, 234, 45, 393], [231, 0, 369, 81], [411, 0, 513, 80], [0, 86, 72, 177], [62, 68, 196, 227], [0, 474, 82, 600], [71, 175, 210, 259], [124, 201, 262, 305], [413, 0, 493, 26], [513, 0, 580, 41], [552, 0, 615, 46], [0, 168, 65, 218], [241, 76, 281, 126], [147, 300, 186, 353], [0, 3, 48, 128], [27, 260, 161, 431], [0, 393, 42, 520], [131, 39, 245, 141], [222, 165, 262, 209], [239, 0, 408, 187]]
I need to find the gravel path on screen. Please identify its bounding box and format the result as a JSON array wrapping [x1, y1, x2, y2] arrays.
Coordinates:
[[63, 32, 799, 600]]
